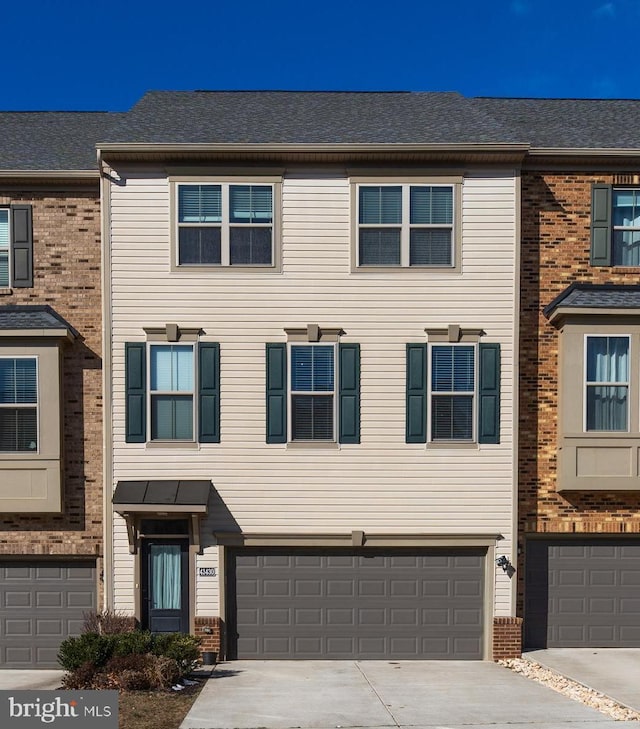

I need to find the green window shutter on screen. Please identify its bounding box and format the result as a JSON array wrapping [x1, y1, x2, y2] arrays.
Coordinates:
[[125, 343, 146, 443], [339, 343, 360, 444], [406, 343, 427, 443], [266, 343, 287, 443], [198, 342, 220, 443], [11, 204, 33, 287], [591, 184, 612, 266], [478, 343, 500, 444]]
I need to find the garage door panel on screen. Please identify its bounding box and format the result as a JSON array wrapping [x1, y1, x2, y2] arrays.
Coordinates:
[[525, 539, 640, 649], [231, 548, 485, 659], [0, 561, 96, 668]]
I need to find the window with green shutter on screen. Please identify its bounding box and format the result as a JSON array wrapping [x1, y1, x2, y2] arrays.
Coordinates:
[[266, 341, 360, 444], [405, 341, 500, 444], [125, 341, 220, 443]]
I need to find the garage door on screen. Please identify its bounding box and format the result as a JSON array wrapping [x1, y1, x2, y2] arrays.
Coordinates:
[[228, 548, 485, 659], [0, 561, 96, 668], [525, 539, 640, 649]]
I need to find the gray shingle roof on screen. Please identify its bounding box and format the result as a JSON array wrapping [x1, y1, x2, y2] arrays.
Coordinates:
[[473, 97, 640, 150], [0, 305, 78, 336], [101, 91, 524, 145], [544, 284, 640, 318], [0, 112, 123, 170]]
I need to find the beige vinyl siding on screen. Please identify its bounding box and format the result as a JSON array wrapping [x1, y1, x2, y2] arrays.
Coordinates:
[[109, 168, 517, 617]]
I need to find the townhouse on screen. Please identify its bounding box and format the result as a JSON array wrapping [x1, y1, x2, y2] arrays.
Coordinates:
[[98, 91, 523, 661], [477, 98, 640, 649], [0, 112, 117, 667]]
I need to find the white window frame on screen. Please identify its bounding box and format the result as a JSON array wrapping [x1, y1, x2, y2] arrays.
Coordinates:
[[356, 183, 455, 268], [0, 208, 10, 288], [0, 355, 39, 454], [583, 334, 630, 432], [147, 343, 196, 442], [612, 188, 640, 266], [428, 342, 476, 443], [175, 182, 275, 268], [288, 343, 337, 442]]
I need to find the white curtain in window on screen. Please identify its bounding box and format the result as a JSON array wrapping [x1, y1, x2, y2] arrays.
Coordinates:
[[151, 545, 181, 610], [586, 337, 628, 431]]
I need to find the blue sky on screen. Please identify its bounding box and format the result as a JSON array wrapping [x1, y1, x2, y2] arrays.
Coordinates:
[[2, 0, 633, 110]]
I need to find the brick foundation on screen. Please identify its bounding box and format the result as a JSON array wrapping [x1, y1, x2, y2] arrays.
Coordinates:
[[493, 617, 522, 660], [194, 617, 223, 659]]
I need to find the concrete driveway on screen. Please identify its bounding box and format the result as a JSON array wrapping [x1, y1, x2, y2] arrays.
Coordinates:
[[180, 660, 626, 729], [526, 649, 640, 713], [0, 670, 63, 690]]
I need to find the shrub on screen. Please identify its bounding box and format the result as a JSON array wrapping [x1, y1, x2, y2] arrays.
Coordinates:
[[61, 653, 183, 691], [82, 610, 136, 635], [151, 632, 201, 672], [112, 630, 153, 657], [58, 633, 115, 671]]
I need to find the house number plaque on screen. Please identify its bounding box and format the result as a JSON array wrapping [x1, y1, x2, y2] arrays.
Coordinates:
[[198, 567, 216, 577]]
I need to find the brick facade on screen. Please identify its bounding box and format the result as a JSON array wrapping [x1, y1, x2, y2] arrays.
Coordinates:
[[0, 186, 103, 590], [493, 617, 523, 660], [194, 616, 223, 659], [519, 171, 640, 609]]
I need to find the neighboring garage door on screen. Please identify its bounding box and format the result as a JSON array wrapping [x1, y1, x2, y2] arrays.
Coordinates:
[[525, 539, 640, 649], [228, 548, 485, 659], [0, 561, 96, 668]]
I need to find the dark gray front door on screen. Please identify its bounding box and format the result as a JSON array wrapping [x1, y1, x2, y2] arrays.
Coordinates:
[[142, 539, 189, 634], [0, 561, 96, 668], [525, 538, 640, 648], [228, 548, 485, 659]]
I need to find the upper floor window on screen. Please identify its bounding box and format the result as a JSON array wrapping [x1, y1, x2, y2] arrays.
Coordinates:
[[0, 206, 33, 288], [149, 344, 194, 440], [0, 356, 38, 452], [290, 345, 336, 441], [585, 335, 629, 431], [357, 184, 454, 267], [0, 211, 9, 286], [177, 183, 274, 266], [612, 190, 640, 266], [430, 345, 475, 441]]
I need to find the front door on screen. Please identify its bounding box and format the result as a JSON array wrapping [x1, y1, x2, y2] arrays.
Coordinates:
[[141, 538, 189, 633]]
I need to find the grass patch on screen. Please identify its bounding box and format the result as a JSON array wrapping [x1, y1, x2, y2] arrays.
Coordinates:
[[118, 680, 205, 729]]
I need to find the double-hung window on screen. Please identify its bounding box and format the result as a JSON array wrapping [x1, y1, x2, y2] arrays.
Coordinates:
[[357, 184, 454, 267], [290, 345, 336, 441], [612, 189, 640, 266], [0, 357, 38, 452], [177, 183, 274, 266], [430, 345, 475, 441], [149, 345, 195, 440], [585, 335, 629, 431], [0, 210, 9, 287]]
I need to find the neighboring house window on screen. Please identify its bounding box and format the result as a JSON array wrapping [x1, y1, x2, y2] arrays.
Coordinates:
[[612, 189, 640, 266], [357, 185, 454, 267], [177, 183, 273, 266], [125, 341, 220, 444], [290, 345, 335, 441], [0, 211, 9, 287], [0, 357, 38, 452], [430, 345, 475, 441], [585, 335, 629, 431], [0, 206, 33, 287], [149, 345, 194, 440]]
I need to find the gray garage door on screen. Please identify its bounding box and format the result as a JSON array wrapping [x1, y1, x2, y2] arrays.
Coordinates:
[[525, 539, 640, 649], [229, 548, 485, 659], [0, 561, 96, 668]]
